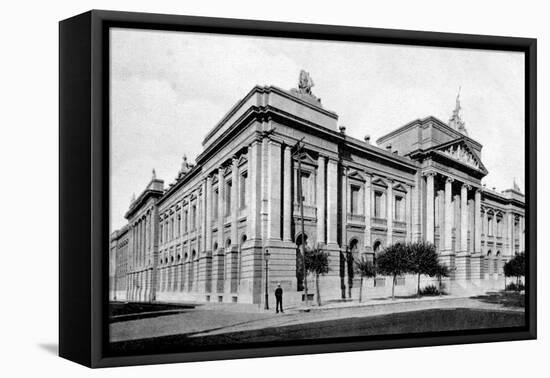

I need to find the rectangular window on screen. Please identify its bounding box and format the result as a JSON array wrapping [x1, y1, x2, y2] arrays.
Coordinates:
[[295, 171, 311, 204], [160, 223, 163, 243], [488, 217, 494, 236], [350, 185, 361, 214], [394, 196, 405, 221], [225, 180, 232, 215], [191, 205, 197, 230], [183, 210, 188, 233], [212, 189, 219, 220], [239, 173, 247, 209], [374, 191, 383, 218], [177, 214, 181, 236]]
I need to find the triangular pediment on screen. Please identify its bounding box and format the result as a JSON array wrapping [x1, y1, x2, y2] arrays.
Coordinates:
[[237, 154, 248, 166], [434, 138, 487, 174], [295, 151, 317, 166], [392, 182, 408, 192], [371, 177, 388, 188], [348, 170, 366, 182]]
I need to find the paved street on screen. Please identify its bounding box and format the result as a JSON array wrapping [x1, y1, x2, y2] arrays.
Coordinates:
[[110, 293, 524, 343]]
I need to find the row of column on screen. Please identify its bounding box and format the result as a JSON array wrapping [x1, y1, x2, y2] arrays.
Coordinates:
[[131, 211, 152, 268], [425, 172, 482, 255]]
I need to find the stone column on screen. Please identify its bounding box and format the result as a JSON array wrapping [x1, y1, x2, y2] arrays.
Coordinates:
[[341, 166, 348, 247], [326, 159, 339, 248], [247, 140, 261, 240], [444, 177, 454, 253], [425, 173, 435, 244], [283, 146, 293, 242], [363, 174, 372, 255], [216, 168, 225, 294], [456, 183, 471, 281], [412, 173, 421, 242], [267, 140, 282, 240], [231, 157, 239, 244], [261, 137, 269, 241], [205, 176, 213, 251], [316, 155, 326, 245], [405, 185, 412, 242], [386, 180, 393, 246], [520, 216, 525, 253], [506, 211, 513, 257], [460, 184, 470, 253], [225, 158, 239, 295], [470, 188, 482, 280]]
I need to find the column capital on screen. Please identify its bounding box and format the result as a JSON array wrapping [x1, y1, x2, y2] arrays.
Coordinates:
[[423, 171, 437, 177], [445, 176, 455, 183], [462, 183, 472, 191]]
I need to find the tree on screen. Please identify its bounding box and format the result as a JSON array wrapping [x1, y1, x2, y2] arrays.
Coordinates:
[[305, 244, 330, 306], [375, 243, 411, 300], [355, 258, 376, 303], [431, 263, 450, 295], [503, 252, 525, 290], [407, 242, 439, 297]]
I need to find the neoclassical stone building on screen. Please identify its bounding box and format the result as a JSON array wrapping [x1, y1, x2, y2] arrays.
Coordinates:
[[109, 73, 525, 305]]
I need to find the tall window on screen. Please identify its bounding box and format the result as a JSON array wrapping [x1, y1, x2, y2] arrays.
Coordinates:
[[212, 188, 219, 220], [239, 173, 247, 209], [394, 195, 405, 221], [191, 204, 197, 230], [488, 216, 494, 236], [160, 223, 163, 243], [374, 191, 384, 218], [225, 180, 232, 215], [350, 185, 361, 214], [170, 218, 174, 240], [183, 210, 188, 233], [176, 214, 181, 237], [497, 217, 502, 237], [295, 171, 312, 204]]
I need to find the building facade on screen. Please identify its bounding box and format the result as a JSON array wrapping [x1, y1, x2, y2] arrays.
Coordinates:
[[109, 74, 525, 305]]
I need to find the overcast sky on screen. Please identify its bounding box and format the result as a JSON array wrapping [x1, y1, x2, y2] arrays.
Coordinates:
[[110, 28, 525, 232]]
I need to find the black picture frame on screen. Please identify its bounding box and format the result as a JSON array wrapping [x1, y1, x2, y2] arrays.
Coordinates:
[[59, 9, 537, 368]]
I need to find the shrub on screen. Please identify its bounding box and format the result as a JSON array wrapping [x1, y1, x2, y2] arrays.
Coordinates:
[[419, 284, 443, 296], [506, 282, 525, 292]]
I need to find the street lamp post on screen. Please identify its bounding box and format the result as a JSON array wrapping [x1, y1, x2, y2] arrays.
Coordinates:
[[264, 249, 270, 310]]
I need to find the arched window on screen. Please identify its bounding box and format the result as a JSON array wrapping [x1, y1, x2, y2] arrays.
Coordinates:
[[373, 240, 382, 255], [213, 242, 218, 251], [226, 238, 232, 248]]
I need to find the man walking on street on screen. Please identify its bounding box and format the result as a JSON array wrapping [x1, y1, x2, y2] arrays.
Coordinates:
[[275, 283, 284, 313]]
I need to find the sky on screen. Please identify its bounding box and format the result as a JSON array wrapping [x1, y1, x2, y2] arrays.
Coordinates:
[[110, 28, 525, 232]]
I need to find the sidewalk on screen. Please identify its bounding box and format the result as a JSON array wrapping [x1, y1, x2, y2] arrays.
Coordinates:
[[193, 294, 523, 337]]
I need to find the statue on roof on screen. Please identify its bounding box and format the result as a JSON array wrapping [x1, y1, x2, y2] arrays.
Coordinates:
[[291, 69, 321, 105], [298, 69, 315, 95], [448, 87, 468, 136], [179, 155, 191, 177], [513, 177, 521, 192], [131, 192, 136, 203], [152, 169, 156, 180]]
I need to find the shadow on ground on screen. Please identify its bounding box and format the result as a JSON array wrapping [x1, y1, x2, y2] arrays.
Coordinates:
[[109, 302, 197, 323], [109, 307, 525, 356], [38, 343, 58, 356], [470, 291, 525, 308]]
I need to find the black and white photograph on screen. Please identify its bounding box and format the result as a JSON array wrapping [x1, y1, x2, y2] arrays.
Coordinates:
[[4, 0, 548, 375], [107, 26, 529, 356]]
